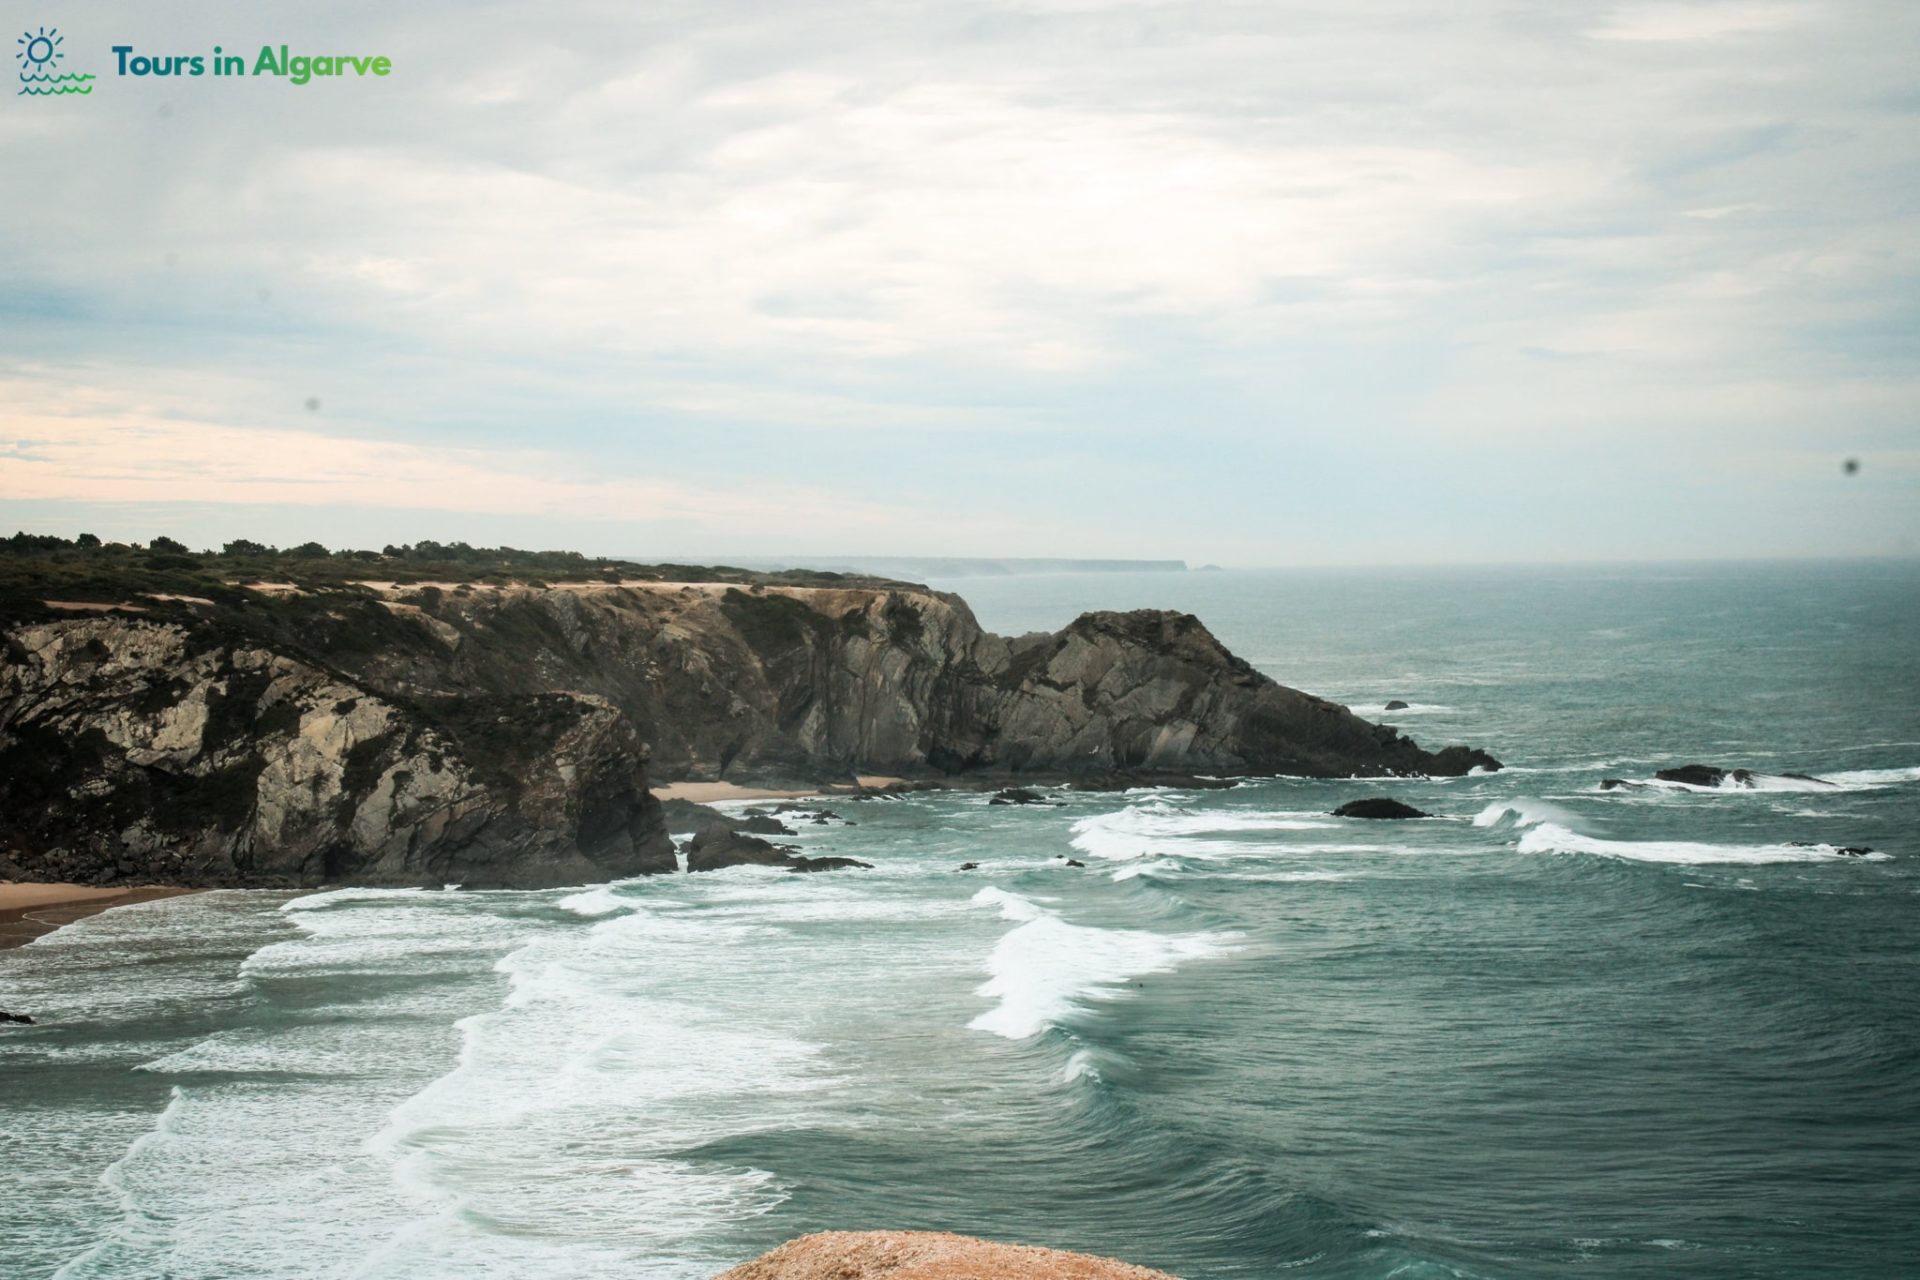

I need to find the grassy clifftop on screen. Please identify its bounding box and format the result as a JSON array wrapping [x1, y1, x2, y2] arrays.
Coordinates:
[[0, 532, 913, 617]]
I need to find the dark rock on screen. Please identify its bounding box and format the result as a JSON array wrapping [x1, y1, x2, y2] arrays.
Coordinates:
[[1656, 765, 1755, 788], [1779, 772, 1837, 787], [770, 804, 843, 821], [683, 826, 800, 873], [786, 856, 873, 873], [1064, 858, 1086, 867], [1384, 700, 1410, 711], [0, 618, 674, 890], [1789, 841, 1875, 856], [989, 787, 1050, 806], [957, 862, 979, 871], [735, 814, 798, 836], [1332, 797, 1430, 820], [1, 1011, 35, 1025]]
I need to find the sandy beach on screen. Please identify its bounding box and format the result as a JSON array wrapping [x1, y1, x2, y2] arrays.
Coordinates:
[[0, 883, 199, 950], [653, 776, 907, 804]]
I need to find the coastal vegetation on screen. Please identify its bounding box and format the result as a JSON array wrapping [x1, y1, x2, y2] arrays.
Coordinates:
[[0, 531, 896, 614]]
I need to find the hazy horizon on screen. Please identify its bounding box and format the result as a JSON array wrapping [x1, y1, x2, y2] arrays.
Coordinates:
[[5, 1, 1917, 563]]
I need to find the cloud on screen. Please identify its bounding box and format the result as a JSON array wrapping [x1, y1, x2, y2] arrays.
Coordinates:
[[1, 0, 1915, 561], [0, 376, 903, 535], [1582, 3, 1820, 42]]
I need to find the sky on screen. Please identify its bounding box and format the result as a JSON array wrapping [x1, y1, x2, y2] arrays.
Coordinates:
[[2, 0, 1916, 565]]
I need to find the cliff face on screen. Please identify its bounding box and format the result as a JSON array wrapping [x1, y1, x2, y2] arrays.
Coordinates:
[[0, 616, 672, 889], [283, 581, 1498, 782], [0, 580, 1497, 888]]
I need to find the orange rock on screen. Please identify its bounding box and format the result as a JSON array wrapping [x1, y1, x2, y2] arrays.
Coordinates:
[[712, 1231, 1181, 1280]]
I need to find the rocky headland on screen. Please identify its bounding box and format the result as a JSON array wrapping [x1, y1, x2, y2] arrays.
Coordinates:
[[1, 561, 1500, 890]]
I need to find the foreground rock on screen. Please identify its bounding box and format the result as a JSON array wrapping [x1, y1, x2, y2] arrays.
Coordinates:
[[711, 1231, 1180, 1280], [1333, 797, 1431, 819], [1, 1011, 34, 1025]]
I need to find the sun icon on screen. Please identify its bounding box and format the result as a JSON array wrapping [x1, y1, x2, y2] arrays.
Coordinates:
[[17, 25, 64, 73]]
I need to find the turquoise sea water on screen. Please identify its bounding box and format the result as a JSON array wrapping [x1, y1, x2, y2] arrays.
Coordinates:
[[4, 562, 1917, 1278]]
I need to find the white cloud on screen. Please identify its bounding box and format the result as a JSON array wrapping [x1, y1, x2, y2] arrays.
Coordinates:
[[1584, 3, 1819, 42], [0, 377, 902, 534]]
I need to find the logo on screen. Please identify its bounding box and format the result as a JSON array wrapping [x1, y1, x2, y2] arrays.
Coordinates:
[[16, 25, 94, 95]]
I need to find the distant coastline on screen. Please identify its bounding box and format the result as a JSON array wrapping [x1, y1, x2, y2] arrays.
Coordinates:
[[691, 555, 1190, 578]]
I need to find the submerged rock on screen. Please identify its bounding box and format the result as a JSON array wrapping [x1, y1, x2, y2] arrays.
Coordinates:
[[1064, 858, 1086, 867], [956, 862, 979, 871], [989, 787, 1052, 806], [1332, 797, 1431, 820], [1656, 765, 1754, 788], [711, 1230, 1180, 1280], [1790, 841, 1875, 857], [1384, 699, 1410, 711], [1, 1011, 34, 1025], [1599, 778, 1646, 791], [786, 856, 873, 873]]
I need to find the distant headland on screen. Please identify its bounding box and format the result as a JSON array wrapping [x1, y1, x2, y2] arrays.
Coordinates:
[[0, 531, 1497, 893]]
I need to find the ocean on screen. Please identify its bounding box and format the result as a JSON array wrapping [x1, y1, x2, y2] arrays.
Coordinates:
[[4, 561, 1917, 1279]]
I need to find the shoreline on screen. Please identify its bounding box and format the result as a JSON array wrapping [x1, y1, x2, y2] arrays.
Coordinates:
[[0, 883, 201, 950], [653, 776, 906, 803]]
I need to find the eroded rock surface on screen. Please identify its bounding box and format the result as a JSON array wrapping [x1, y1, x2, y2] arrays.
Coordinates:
[[2, 580, 1499, 887], [0, 617, 671, 888], [711, 1230, 1181, 1280]]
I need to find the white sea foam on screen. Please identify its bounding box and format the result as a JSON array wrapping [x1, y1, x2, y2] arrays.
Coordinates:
[[1473, 799, 1578, 829], [242, 901, 513, 978], [1601, 765, 1919, 794], [1821, 765, 1920, 787], [1217, 870, 1354, 883], [358, 901, 836, 1274], [1109, 857, 1184, 882], [1069, 798, 1334, 861], [554, 886, 634, 917], [1516, 822, 1888, 865], [967, 887, 1239, 1040]]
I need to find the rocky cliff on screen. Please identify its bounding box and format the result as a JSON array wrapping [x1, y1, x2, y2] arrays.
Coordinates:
[[240, 580, 1497, 782], [0, 579, 1497, 888], [0, 615, 672, 889]]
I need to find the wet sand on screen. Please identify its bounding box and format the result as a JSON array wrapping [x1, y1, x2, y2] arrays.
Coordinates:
[[653, 776, 907, 803], [0, 883, 200, 950]]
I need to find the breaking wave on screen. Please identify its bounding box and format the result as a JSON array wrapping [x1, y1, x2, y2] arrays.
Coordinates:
[[967, 887, 1239, 1040]]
